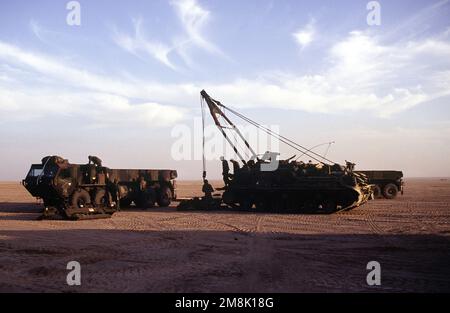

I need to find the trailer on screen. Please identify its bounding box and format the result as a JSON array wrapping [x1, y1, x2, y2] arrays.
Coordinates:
[[355, 170, 404, 199]]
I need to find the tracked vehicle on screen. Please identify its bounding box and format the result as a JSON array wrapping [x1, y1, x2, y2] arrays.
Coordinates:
[[23, 155, 177, 219], [220, 160, 373, 212], [179, 90, 374, 213]]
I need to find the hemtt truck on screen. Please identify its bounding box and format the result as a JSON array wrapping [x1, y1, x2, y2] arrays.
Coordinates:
[[355, 170, 404, 199], [22, 155, 177, 219]]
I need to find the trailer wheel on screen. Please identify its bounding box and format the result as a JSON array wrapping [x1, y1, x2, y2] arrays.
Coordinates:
[[94, 189, 112, 207], [383, 183, 398, 199], [157, 186, 172, 207], [119, 198, 132, 208], [70, 189, 91, 209], [136, 188, 156, 209], [373, 185, 382, 199]]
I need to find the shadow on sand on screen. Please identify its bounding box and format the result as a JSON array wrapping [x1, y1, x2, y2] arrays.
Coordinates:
[[0, 201, 338, 221], [0, 227, 449, 292]]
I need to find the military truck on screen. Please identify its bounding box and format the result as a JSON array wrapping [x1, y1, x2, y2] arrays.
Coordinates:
[[355, 170, 404, 199], [22, 155, 177, 219]]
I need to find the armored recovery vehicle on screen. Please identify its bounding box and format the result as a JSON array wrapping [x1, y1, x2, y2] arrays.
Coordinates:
[[23, 155, 177, 219], [179, 90, 374, 213]]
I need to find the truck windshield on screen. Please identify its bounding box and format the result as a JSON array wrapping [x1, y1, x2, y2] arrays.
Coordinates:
[[28, 166, 43, 177]]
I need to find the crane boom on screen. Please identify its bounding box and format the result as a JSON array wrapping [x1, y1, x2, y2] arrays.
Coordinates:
[[200, 90, 257, 164]]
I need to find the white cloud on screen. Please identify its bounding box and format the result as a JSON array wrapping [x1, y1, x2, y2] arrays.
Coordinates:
[[30, 20, 45, 42], [0, 41, 185, 127], [113, 18, 178, 71], [113, 0, 225, 70], [0, 87, 184, 127], [293, 19, 315, 49], [170, 0, 223, 56], [1, 25, 450, 126], [204, 31, 450, 117]]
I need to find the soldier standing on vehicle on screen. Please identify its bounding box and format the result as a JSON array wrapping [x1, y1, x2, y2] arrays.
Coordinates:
[[88, 155, 102, 167], [220, 156, 230, 186], [345, 160, 356, 172], [230, 159, 240, 173], [202, 179, 214, 201]]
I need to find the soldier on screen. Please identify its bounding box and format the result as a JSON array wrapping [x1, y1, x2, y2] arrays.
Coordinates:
[[106, 178, 120, 211], [202, 179, 214, 201], [230, 159, 240, 174], [345, 160, 355, 172], [220, 156, 230, 186], [139, 176, 147, 191], [88, 155, 102, 167], [306, 160, 316, 175]]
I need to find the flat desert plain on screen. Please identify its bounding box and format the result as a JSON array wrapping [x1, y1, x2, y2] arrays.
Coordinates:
[[0, 179, 449, 292]]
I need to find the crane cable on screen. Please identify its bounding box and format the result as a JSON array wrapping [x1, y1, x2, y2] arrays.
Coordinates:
[[295, 141, 335, 161], [201, 95, 206, 180], [323, 141, 334, 158], [223, 106, 335, 164]]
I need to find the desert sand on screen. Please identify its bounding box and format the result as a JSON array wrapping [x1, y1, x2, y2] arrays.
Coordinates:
[[0, 179, 449, 292]]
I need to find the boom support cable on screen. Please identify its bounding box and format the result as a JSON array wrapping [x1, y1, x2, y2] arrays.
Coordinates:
[[224, 106, 335, 164], [200, 90, 336, 165], [201, 96, 206, 179], [294, 141, 335, 161]]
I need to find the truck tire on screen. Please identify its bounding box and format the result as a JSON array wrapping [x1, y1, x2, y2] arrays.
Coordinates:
[[120, 198, 132, 208], [157, 186, 172, 207], [373, 185, 382, 199], [383, 183, 398, 199], [136, 188, 156, 209], [94, 189, 112, 207], [70, 189, 91, 209]]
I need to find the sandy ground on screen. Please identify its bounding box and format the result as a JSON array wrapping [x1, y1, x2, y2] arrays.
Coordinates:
[[0, 179, 449, 292]]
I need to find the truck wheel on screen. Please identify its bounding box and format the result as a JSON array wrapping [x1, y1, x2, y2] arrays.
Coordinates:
[[383, 183, 398, 199], [94, 189, 112, 207], [157, 186, 172, 207], [373, 185, 382, 199], [119, 198, 132, 208], [136, 188, 156, 209], [70, 189, 91, 209]]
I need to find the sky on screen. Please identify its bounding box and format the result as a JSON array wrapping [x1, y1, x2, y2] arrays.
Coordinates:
[[0, 0, 449, 180]]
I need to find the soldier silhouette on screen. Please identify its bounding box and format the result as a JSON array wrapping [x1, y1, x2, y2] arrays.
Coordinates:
[[220, 156, 230, 186], [88, 155, 102, 167], [202, 179, 214, 201]]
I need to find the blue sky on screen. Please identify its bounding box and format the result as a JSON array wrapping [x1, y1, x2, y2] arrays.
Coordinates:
[[0, 0, 449, 179]]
